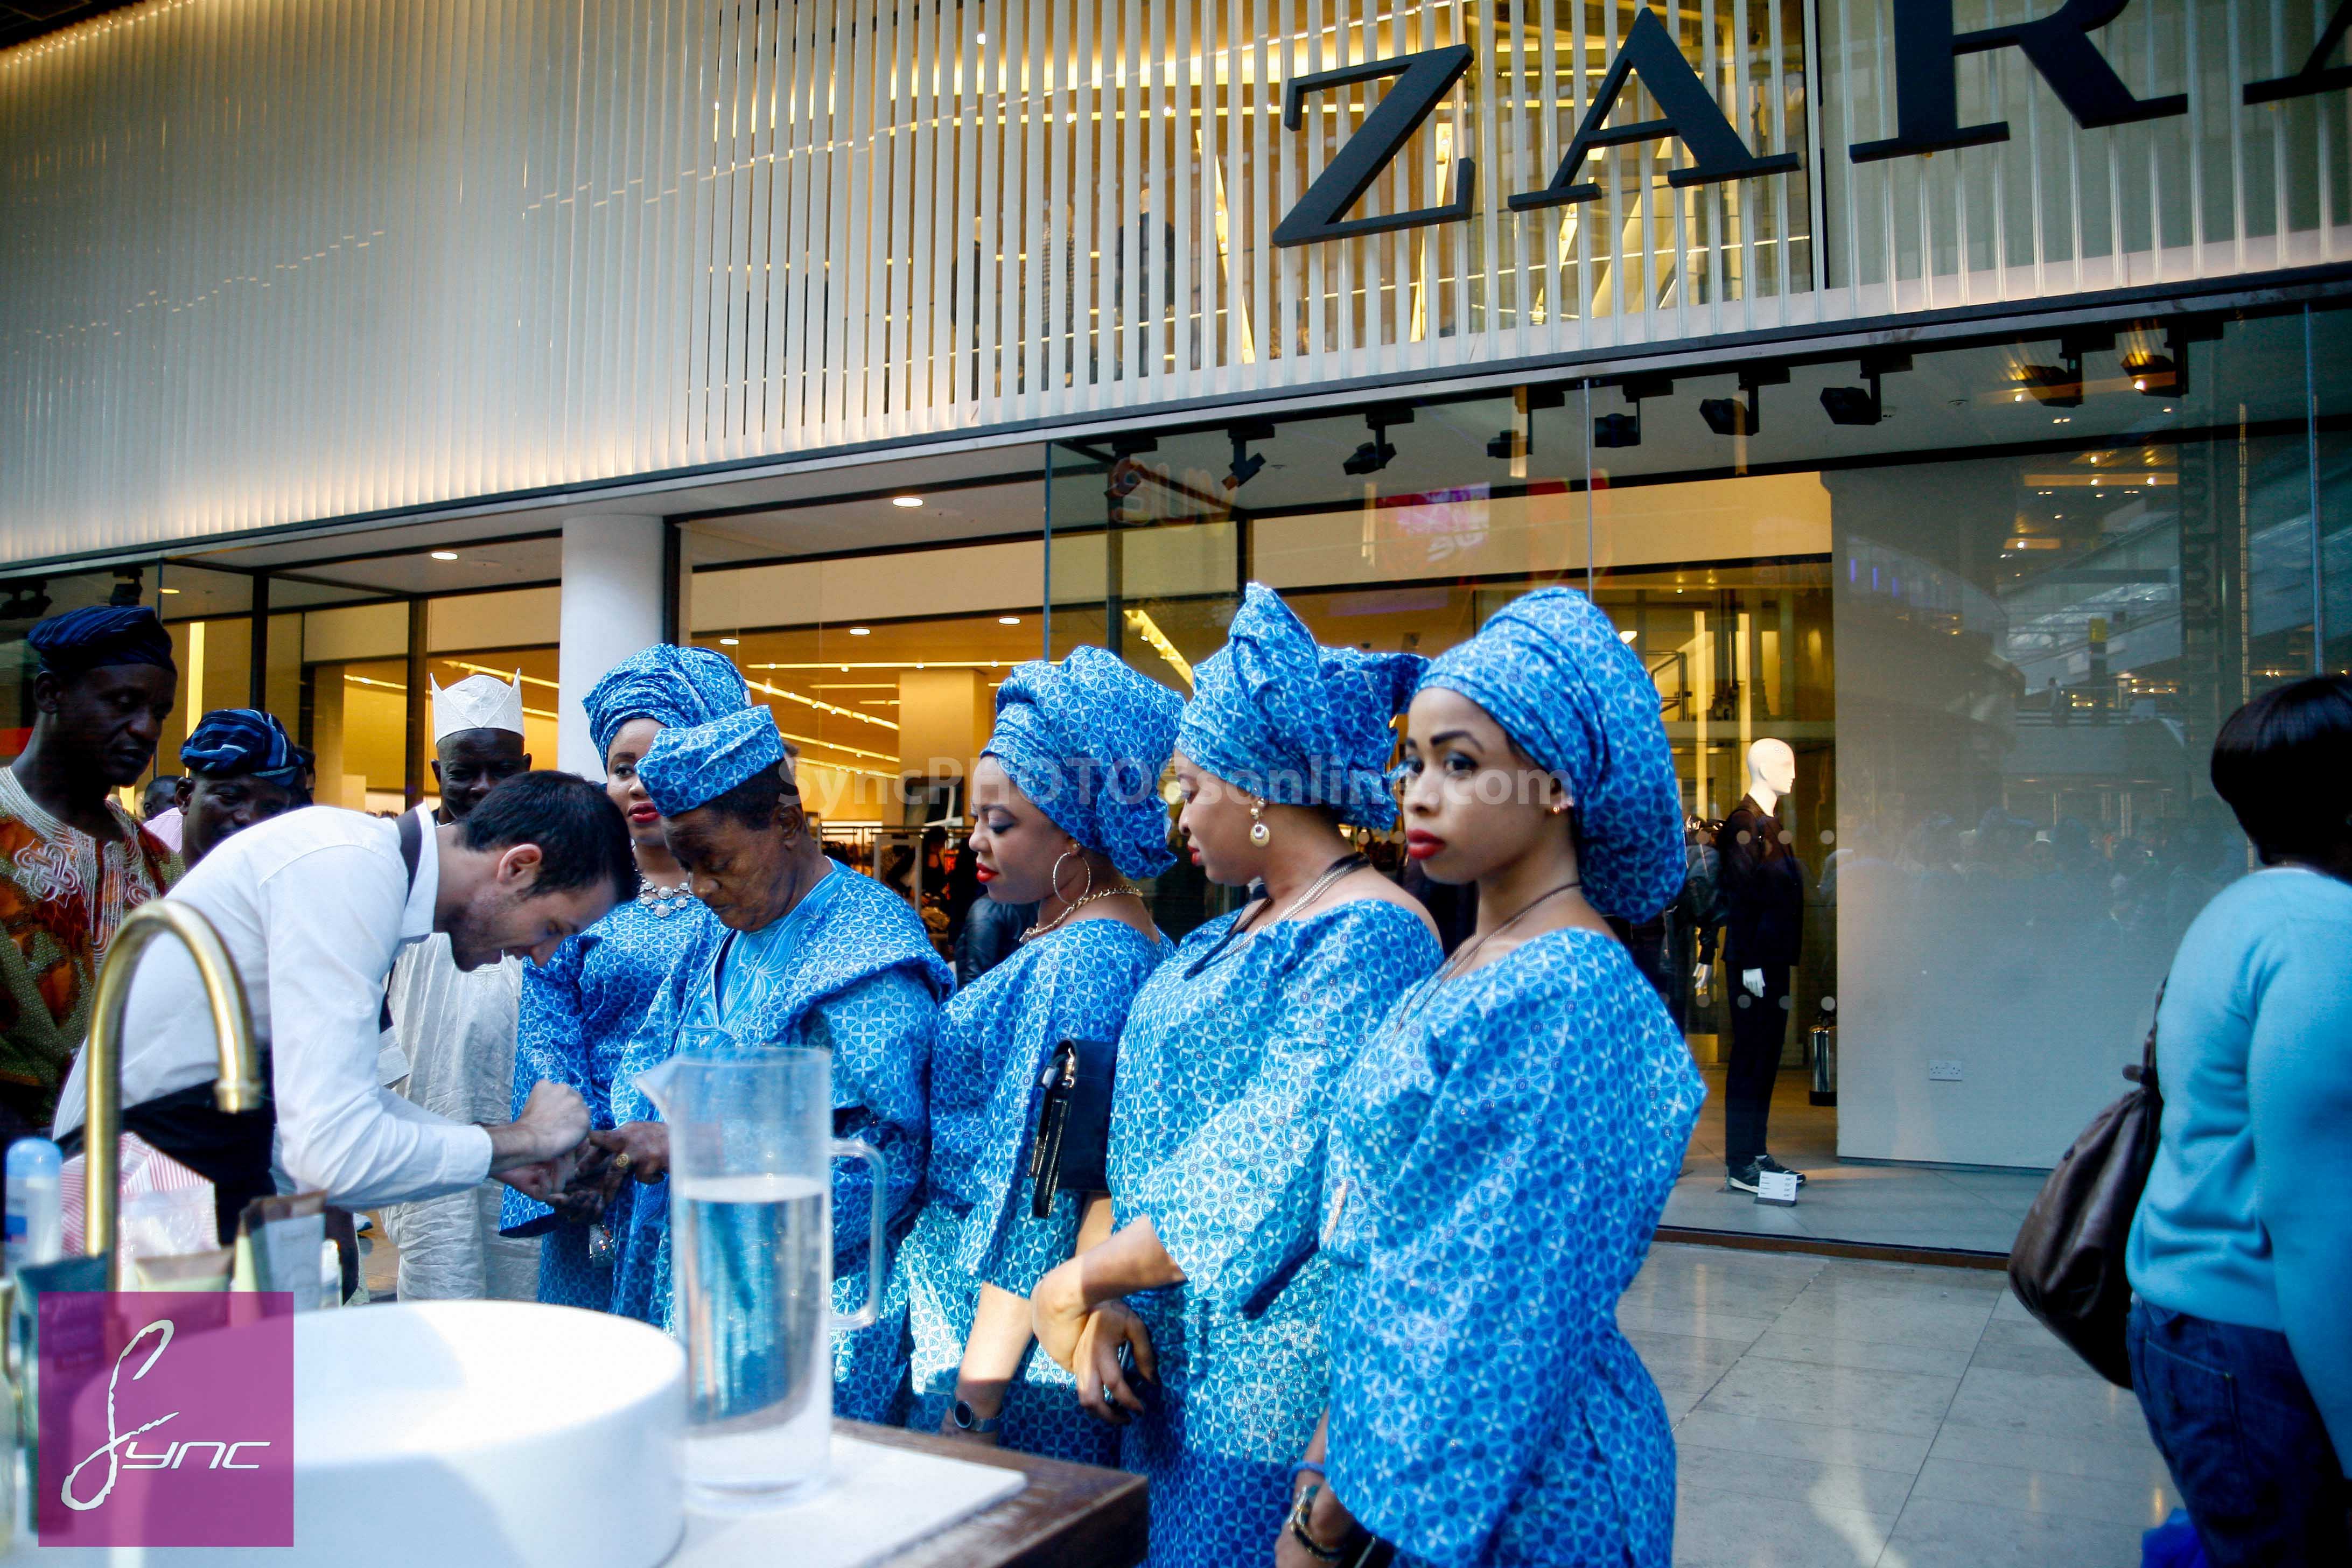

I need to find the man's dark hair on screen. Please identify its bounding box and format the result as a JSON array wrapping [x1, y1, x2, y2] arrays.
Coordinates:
[[702, 761, 799, 830], [2210, 675, 2352, 866], [461, 770, 641, 898]]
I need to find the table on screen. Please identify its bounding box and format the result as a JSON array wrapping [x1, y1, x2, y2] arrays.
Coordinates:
[[837, 1422, 1147, 1568]]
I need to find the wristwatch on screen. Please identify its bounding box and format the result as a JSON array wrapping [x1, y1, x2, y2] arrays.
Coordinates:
[[950, 1398, 1002, 1435]]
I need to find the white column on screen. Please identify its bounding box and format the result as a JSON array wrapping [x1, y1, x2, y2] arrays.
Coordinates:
[[557, 515, 668, 776]]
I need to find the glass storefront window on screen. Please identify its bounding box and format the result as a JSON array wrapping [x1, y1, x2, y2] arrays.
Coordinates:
[[1041, 299, 2341, 1255]]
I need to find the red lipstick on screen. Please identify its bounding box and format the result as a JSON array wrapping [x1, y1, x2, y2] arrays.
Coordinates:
[[974, 865, 998, 884], [1404, 831, 1446, 861]]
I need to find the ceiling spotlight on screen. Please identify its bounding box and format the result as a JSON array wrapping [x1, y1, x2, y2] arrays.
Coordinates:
[[998, 616, 1023, 626], [1593, 375, 1671, 450], [2014, 329, 2111, 410], [1224, 419, 1275, 490], [1488, 385, 1565, 460], [2121, 351, 2177, 397], [1343, 405, 1413, 478], [1819, 351, 1911, 426], [719, 636, 740, 646], [848, 626, 871, 636], [891, 495, 923, 508], [430, 550, 459, 561], [1700, 368, 1786, 437]]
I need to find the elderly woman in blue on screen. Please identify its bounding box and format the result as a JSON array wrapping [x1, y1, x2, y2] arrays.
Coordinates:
[[498, 645, 743, 1317], [602, 705, 952, 1420], [901, 646, 1180, 1464], [1278, 587, 1705, 1568], [1029, 584, 1442, 1568]]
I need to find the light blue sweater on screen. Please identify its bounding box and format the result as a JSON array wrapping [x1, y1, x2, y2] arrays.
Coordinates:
[[2127, 866, 2352, 1473]]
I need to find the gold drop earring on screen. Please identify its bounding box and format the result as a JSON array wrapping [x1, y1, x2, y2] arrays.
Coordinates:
[[1248, 799, 1271, 848]]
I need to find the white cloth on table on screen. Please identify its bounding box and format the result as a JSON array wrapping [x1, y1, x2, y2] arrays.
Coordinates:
[[380, 930, 540, 1301], [53, 804, 494, 1208]]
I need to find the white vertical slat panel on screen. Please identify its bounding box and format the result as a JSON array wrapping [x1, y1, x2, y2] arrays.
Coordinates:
[[5, 0, 2351, 562]]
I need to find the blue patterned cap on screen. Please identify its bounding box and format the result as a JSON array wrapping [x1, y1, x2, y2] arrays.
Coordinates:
[[984, 647, 1182, 879], [181, 708, 307, 788], [28, 605, 174, 674], [1175, 583, 1423, 830], [639, 705, 786, 817], [1419, 587, 1684, 921], [584, 644, 750, 759]]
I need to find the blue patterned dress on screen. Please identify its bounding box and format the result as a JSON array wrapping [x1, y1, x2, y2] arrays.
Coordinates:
[[500, 894, 718, 1316], [898, 916, 1167, 1464], [1108, 897, 1441, 1568], [607, 863, 952, 1419], [1324, 929, 1705, 1568]]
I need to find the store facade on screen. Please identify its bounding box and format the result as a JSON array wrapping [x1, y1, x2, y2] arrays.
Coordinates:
[[4, 0, 2347, 1254]]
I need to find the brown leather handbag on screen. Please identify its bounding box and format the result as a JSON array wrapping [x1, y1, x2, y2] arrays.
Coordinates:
[[2005, 985, 2166, 1388]]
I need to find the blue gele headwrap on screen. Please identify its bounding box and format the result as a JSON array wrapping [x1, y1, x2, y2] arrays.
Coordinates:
[[27, 605, 174, 675], [180, 708, 307, 789], [584, 644, 751, 759], [639, 705, 786, 818], [984, 646, 1183, 879], [1418, 587, 1685, 922], [1175, 583, 1424, 830]]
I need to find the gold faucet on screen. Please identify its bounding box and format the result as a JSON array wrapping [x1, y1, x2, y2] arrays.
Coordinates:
[[81, 900, 265, 1290]]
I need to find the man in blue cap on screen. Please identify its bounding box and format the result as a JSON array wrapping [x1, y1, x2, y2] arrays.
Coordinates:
[[0, 605, 179, 1136], [602, 704, 952, 1420], [173, 707, 314, 867]]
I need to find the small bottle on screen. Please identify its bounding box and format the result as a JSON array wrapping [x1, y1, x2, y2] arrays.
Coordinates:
[[3, 1139, 62, 1278]]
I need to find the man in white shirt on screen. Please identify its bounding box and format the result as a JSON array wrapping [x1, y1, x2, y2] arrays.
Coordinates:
[[53, 771, 638, 1232], [380, 672, 540, 1300]]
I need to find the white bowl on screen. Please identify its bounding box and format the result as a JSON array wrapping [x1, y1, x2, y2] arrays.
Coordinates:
[[290, 1301, 686, 1568]]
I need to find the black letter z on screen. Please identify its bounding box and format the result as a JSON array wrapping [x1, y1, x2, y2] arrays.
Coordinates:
[[1271, 45, 1474, 248]]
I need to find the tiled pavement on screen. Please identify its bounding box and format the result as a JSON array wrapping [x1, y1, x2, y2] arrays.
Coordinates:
[[1630, 1243, 2180, 1567]]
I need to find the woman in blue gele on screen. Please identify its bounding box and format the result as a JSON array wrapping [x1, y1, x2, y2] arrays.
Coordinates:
[[606, 704, 951, 1418], [901, 646, 1181, 1464], [1029, 583, 1440, 1568], [1282, 586, 1704, 1568], [498, 643, 744, 1318]]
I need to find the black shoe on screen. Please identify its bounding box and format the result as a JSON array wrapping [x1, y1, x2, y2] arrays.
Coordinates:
[[1756, 1153, 1809, 1187], [1725, 1160, 1762, 1195]]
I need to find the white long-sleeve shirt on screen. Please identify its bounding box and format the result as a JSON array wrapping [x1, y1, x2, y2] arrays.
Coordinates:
[[54, 805, 494, 1209]]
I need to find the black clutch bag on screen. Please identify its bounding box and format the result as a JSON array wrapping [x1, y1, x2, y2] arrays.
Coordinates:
[[1030, 1037, 1118, 1217]]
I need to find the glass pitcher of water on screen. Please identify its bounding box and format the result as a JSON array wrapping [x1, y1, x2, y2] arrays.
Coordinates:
[[634, 1038, 886, 1507]]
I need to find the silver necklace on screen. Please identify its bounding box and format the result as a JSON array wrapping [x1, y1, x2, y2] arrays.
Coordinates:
[[638, 879, 695, 919]]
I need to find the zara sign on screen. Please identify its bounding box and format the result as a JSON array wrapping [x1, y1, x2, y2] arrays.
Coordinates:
[[1270, 0, 2352, 249]]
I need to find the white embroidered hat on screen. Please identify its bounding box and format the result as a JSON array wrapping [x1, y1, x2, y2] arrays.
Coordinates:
[[430, 671, 526, 741]]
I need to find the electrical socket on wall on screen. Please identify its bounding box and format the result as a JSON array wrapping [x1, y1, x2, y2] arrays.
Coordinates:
[[1927, 1060, 1964, 1082]]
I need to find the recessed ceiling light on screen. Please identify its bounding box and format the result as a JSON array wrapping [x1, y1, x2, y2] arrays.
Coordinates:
[[719, 636, 739, 646], [848, 627, 871, 636], [158, 587, 180, 594], [1618, 629, 1638, 643], [998, 616, 1021, 625], [430, 550, 459, 561], [891, 495, 923, 508]]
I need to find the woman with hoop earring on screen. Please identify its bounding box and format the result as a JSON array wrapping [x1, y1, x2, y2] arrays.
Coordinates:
[[896, 647, 1181, 1463], [1028, 584, 1441, 1568], [1280, 588, 1704, 1568]]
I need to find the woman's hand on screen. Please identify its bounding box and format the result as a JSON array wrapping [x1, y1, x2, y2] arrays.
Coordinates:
[[589, 1122, 670, 1183], [1031, 1259, 1090, 1371], [1272, 1474, 1362, 1567], [936, 1379, 1006, 1447], [1073, 1300, 1155, 1424]]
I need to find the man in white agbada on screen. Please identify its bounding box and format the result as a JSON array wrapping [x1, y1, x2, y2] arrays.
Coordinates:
[[380, 672, 542, 1300]]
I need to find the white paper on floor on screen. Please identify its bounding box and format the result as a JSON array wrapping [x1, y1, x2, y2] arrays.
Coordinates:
[[664, 1434, 1027, 1568]]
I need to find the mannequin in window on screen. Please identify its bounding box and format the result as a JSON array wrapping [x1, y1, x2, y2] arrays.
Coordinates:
[[1696, 738, 1808, 1194]]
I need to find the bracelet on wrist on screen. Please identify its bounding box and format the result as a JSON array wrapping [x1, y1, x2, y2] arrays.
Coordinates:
[[1289, 1460, 1327, 1494], [1286, 1482, 1345, 1564]]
